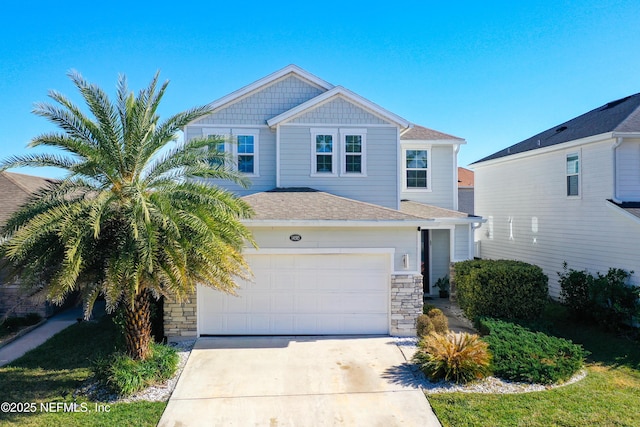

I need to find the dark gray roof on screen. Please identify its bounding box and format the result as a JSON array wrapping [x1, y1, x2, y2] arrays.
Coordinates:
[[474, 93, 640, 163]]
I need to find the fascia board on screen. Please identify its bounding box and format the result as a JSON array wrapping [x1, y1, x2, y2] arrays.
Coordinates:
[[267, 86, 411, 129], [472, 132, 615, 169], [205, 65, 334, 113], [243, 219, 428, 228]]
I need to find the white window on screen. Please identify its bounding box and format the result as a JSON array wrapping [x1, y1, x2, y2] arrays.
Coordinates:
[[340, 129, 367, 176], [311, 129, 337, 176], [203, 128, 259, 176], [403, 148, 431, 190], [566, 152, 580, 197]]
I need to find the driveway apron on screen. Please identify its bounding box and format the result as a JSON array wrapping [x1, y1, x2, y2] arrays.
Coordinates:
[[158, 336, 440, 427]]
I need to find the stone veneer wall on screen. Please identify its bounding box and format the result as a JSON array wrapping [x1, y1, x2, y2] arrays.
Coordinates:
[[165, 276, 424, 339], [449, 262, 457, 302], [164, 292, 197, 341], [0, 286, 54, 319], [390, 274, 423, 336]]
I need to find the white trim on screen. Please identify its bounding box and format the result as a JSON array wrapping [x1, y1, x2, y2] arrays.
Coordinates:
[[267, 86, 411, 129], [453, 144, 460, 211], [339, 128, 367, 177], [605, 199, 640, 225], [203, 127, 260, 177], [473, 132, 615, 169], [310, 128, 338, 177], [244, 220, 428, 228], [396, 127, 402, 210], [279, 122, 399, 128], [402, 146, 432, 192], [188, 123, 270, 129], [566, 150, 581, 199], [206, 65, 333, 113]]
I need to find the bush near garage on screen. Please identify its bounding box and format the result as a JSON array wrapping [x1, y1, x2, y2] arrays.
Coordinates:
[[477, 317, 586, 384], [454, 259, 548, 320], [416, 308, 449, 337]]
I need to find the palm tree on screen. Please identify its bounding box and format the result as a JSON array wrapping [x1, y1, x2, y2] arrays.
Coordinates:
[[0, 71, 255, 360]]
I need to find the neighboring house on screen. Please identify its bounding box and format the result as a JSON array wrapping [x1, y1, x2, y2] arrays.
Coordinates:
[[0, 171, 57, 319], [165, 65, 481, 339], [457, 167, 474, 215], [473, 93, 640, 298]]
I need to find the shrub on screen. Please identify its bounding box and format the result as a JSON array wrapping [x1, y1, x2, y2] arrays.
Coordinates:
[[478, 317, 586, 384], [558, 264, 640, 330], [455, 259, 548, 320], [423, 303, 437, 314], [93, 342, 179, 396], [413, 331, 492, 384], [416, 308, 449, 337], [0, 313, 42, 334]]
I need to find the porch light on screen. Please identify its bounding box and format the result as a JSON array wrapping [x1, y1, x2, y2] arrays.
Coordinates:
[[402, 253, 410, 269]]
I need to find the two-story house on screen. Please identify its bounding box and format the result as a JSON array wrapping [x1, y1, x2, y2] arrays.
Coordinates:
[[473, 93, 640, 298], [164, 65, 481, 339]]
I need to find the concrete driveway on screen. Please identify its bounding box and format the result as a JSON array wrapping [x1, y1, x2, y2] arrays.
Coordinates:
[[158, 336, 441, 427]]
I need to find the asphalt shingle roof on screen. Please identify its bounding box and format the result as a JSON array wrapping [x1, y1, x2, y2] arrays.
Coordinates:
[[474, 92, 640, 163], [242, 188, 473, 222], [0, 172, 56, 225], [242, 188, 420, 221], [400, 200, 471, 219], [401, 125, 463, 141]]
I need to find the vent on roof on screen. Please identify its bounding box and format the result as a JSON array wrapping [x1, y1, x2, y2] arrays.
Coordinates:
[[600, 96, 632, 111], [555, 126, 567, 133]]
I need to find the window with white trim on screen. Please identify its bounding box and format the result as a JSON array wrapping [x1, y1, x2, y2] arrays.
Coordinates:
[[340, 129, 367, 176], [311, 129, 337, 176], [203, 128, 259, 176], [566, 152, 579, 196], [403, 148, 430, 190]]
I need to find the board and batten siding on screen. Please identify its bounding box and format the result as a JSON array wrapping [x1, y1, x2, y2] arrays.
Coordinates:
[[475, 138, 640, 298], [616, 138, 640, 200], [248, 226, 419, 273], [400, 144, 456, 210], [279, 125, 399, 209]]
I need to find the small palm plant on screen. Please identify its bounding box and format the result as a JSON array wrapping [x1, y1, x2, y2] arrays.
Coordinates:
[[0, 71, 255, 360], [413, 331, 492, 384]]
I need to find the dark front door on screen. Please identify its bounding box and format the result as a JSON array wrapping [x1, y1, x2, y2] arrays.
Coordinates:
[[421, 229, 430, 294]]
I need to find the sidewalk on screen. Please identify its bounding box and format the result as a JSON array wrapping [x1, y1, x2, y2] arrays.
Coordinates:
[[425, 297, 477, 334], [0, 306, 84, 367]]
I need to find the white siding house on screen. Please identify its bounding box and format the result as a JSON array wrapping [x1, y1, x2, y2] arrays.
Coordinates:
[[474, 94, 640, 298], [165, 65, 481, 339]]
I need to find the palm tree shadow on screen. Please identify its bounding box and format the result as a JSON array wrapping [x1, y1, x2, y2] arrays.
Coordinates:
[[381, 362, 428, 388]]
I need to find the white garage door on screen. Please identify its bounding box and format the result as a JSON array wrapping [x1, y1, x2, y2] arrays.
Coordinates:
[[198, 252, 390, 335]]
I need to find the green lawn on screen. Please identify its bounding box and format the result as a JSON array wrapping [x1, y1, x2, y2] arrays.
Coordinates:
[[0, 315, 166, 427], [428, 307, 640, 427]]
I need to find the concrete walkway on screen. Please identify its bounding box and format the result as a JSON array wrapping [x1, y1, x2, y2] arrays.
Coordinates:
[[0, 306, 84, 367], [159, 336, 441, 427], [425, 297, 477, 334]]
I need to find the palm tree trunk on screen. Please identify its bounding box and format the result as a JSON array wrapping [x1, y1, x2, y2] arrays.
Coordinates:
[[124, 290, 152, 360]]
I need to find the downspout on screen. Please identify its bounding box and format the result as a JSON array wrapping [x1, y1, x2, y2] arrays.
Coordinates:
[[453, 144, 460, 211], [612, 137, 623, 204], [276, 124, 281, 188]]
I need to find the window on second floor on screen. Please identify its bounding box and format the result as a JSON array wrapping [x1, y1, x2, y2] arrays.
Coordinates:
[[203, 128, 259, 176], [311, 129, 337, 176], [403, 148, 430, 190], [566, 152, 580, 197], [340, 129, 367, 176]]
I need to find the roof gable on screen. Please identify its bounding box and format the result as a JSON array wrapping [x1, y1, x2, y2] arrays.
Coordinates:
[[0, 172, 56, 225], [267, 86, 411, 129], [475, 92, 640, 164]]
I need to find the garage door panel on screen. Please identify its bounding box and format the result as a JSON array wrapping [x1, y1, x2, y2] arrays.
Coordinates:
[[199, 253, 390, 335]]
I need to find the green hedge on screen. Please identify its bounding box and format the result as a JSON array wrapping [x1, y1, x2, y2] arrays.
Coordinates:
[[478, 318, 586, 384], [455, 259, 548, 320]]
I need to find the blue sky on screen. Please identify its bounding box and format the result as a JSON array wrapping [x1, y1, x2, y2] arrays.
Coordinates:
[[1, 1, 639, 178]]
